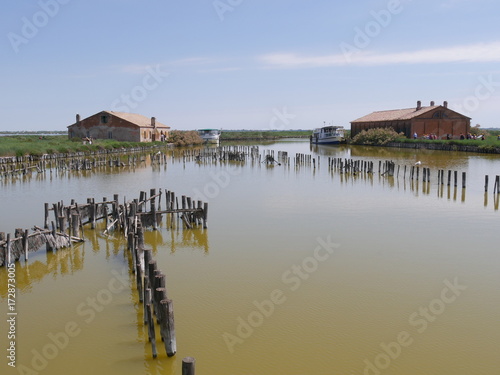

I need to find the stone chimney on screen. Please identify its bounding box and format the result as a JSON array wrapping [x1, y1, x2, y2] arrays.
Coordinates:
[[443, 101, 448, 108], [416, 100, 422, 110], [76, 114, 80, 124], [430, 101, 435, 106], [151, 116, 156, 127]]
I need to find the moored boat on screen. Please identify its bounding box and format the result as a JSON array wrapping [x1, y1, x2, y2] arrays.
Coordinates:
[[198, 129, 221, 143], [311, 125, 345, 145]]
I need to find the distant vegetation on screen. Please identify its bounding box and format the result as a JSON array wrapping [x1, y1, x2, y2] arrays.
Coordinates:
[[220, 130, 311, 140], [167, 130, 204, 146], [0, 131, 66, 135]]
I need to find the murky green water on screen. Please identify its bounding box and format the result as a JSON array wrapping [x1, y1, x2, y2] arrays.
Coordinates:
[[1, 141, 500, 374]]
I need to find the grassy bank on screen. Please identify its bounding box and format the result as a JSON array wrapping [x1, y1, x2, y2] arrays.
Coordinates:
[[379, 136, 500, 153], [0, 135, 155, 157]]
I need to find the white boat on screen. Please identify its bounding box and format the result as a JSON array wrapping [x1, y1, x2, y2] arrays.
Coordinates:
[[198, 129, 221, 143], [311, 125, 345, 145]]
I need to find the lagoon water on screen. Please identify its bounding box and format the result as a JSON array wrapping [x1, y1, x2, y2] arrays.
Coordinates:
[[1, 140, 500, 375]]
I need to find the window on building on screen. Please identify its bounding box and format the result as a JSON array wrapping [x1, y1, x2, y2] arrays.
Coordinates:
[[101, 115, 108, 124], [86, 131, 90, 138], [433, 111, 443, 119], [108, 131, 113, 139]]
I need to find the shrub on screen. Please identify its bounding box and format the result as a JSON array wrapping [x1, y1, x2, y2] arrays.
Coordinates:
[[168, 131, 203, 146], [351, 127, 405, 145]]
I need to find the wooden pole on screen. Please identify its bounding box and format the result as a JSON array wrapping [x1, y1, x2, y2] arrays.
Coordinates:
[[462, 172, 466, 189], [136, 263, 143, 303], [144, 285, 151, 324], [485, 175, 489, 192], [146, 303, 158, 358], [203, 202, 208, 229], [72, 213, 80, 238], [159, 299, 177, 357], [91, 198, 97, 229], [182, 357, 196, 375], [150, 189, 157, 230], [44, 203, 50, 229], [23, 229, 29, 262], [6, 233, 11, 265]]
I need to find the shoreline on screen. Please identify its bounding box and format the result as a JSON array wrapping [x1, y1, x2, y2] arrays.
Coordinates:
[[382, 141, 500, 154]]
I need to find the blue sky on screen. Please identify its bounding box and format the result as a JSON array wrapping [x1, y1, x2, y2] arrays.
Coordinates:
[[1, 0, 500, 131]]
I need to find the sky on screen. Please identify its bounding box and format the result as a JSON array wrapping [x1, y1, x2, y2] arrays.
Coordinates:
[[1, 0, 500, 131]]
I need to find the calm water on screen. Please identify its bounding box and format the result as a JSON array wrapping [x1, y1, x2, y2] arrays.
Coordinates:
[[1, 141, 500, 375]]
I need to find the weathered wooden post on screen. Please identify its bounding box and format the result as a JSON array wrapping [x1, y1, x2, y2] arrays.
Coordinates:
[[144, 284, 151, 324], [150, 189, 157, 230], [23, 229, 29, 262], [159, 299, 176, 357], [92, 198, 98, 229], [485, 175, 489, 192], [139, 191, 146, 212], [102, 197, 108, 227], [6, 233, 11, 265], [182, 357, 196, 375], [58, 216, 66, 235], [136, 263, 143, 303], [52, 203, 59, 230], [203, 202, 208, 229], [44, 203, 50, 229], [146, 302, 158, 358], [462, 172, 466, 189], [137, 225, 145, 249], [72, 213, 80, 238]]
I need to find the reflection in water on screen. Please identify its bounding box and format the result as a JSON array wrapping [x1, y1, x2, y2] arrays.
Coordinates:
[[143, 216, 209, 255], [0, 244, 84, 298]]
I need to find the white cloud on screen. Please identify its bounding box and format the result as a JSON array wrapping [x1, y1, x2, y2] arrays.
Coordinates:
[[259, 41, 500, 68]]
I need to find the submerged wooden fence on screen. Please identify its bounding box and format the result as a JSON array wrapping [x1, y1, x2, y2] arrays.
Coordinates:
[[1, 188, 207, 263], [0, 188, 208, 360]]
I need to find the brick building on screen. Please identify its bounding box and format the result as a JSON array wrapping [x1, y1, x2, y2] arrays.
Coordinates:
[[350, 101, 470, 139], [67, 111, 170, 142]]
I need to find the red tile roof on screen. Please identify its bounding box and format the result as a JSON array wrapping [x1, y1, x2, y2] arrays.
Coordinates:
[[106, 111, 170, 129], [352, 105, 439, 123]]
